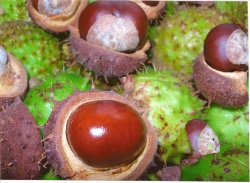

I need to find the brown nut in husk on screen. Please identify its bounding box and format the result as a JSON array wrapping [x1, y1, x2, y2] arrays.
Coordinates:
[[0, 48, 28, 106], [131, 1, 166, 22], [0, 98, 44, 179], [70, 1, 151, 77], [27, 0, 88, 32], [70, 27, 150, 77], [43, 90, 157, 180], [193, 53, 248, 108]]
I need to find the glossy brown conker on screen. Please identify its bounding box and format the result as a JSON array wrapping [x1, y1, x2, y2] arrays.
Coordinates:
[[78, 1, 148, 52], [204, 23, 248, 72], [67, 100, 147, 168]]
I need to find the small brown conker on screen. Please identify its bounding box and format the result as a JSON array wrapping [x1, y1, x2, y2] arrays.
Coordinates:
[[182, 119, 220, 165], [67, 100, 146, 168], [78, 1, 148, 52], [204, 23, 248, 72]]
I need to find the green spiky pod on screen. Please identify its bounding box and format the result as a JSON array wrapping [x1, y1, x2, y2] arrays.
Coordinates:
[[215, 1, 248, 29], [122, 70, 205, 165], [204, 103, 249, 150], [152, 6, 231, 75], [181, 144, 249, 181], [24, 72, 91, 127], [0, 0, 29, 24], [0, 20, 76, 79]]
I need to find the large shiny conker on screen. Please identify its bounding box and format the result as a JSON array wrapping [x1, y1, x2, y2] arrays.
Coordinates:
[[78, 1, 148, 52], [204, 23, 248, 72], [67, 100, 147, 168]]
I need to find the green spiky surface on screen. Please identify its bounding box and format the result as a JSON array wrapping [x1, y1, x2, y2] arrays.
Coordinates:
[[152, 6, 231, 75], [24, 72, 91, 126], [215, 1, 248, 28], [0, 20, 72, 79], [0, 0, 29, 24], [181, 144, 249, 181], [204, 103, 249, 148], [40, 169, 61, 180], [127, 70, 204, 164]]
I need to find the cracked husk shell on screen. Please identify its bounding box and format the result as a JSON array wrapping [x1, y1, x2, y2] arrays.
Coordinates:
[[69, 27, 150, 77], [193, 53, 248, 108], [27, 0, 88, 33], [0, 52, 28, 106]]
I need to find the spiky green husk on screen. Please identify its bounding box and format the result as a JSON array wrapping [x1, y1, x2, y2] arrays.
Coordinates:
[[204, 103, 249, 148], [181, 144, 249, 181], [152, 6, 231, 75], [215, 1, 248, 28], [127, 70, 204, 164], [40, 169, 61, 180], [0, 0, 29, 24], [24, 72, 91, 126], [0, 20, 74, 79]]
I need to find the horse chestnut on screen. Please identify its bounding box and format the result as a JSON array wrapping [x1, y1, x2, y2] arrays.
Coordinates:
[[78, 1, 148, 52], [44, 91, 157, 180], [183, 119, 220, 165], [70, 1, 151, 77], [67, 100, 146, 168], [204, 23, 248, 72], [193, 24, 248, 108]]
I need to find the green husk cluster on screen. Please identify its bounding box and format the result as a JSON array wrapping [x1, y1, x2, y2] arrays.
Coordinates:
[[151, 5, 231, 75], [0, 20, 75, 79], [181, 144, 249, 181], [0, 0, 29, 24], [204, 103, 249, 149], [215, 1, 248, 28], [125, 70, 205, 164], [24, 72, 91, 126]]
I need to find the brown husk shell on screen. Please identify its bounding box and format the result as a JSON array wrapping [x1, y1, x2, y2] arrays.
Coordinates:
[[131, 1, 166, 21], [0, 98, 44, 179], [27, 0, 87, 33], [43, 90, 157, 180], [70, 28, 150, 77], [193, 53, 248, 108], [0, 53, 28, 107]]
